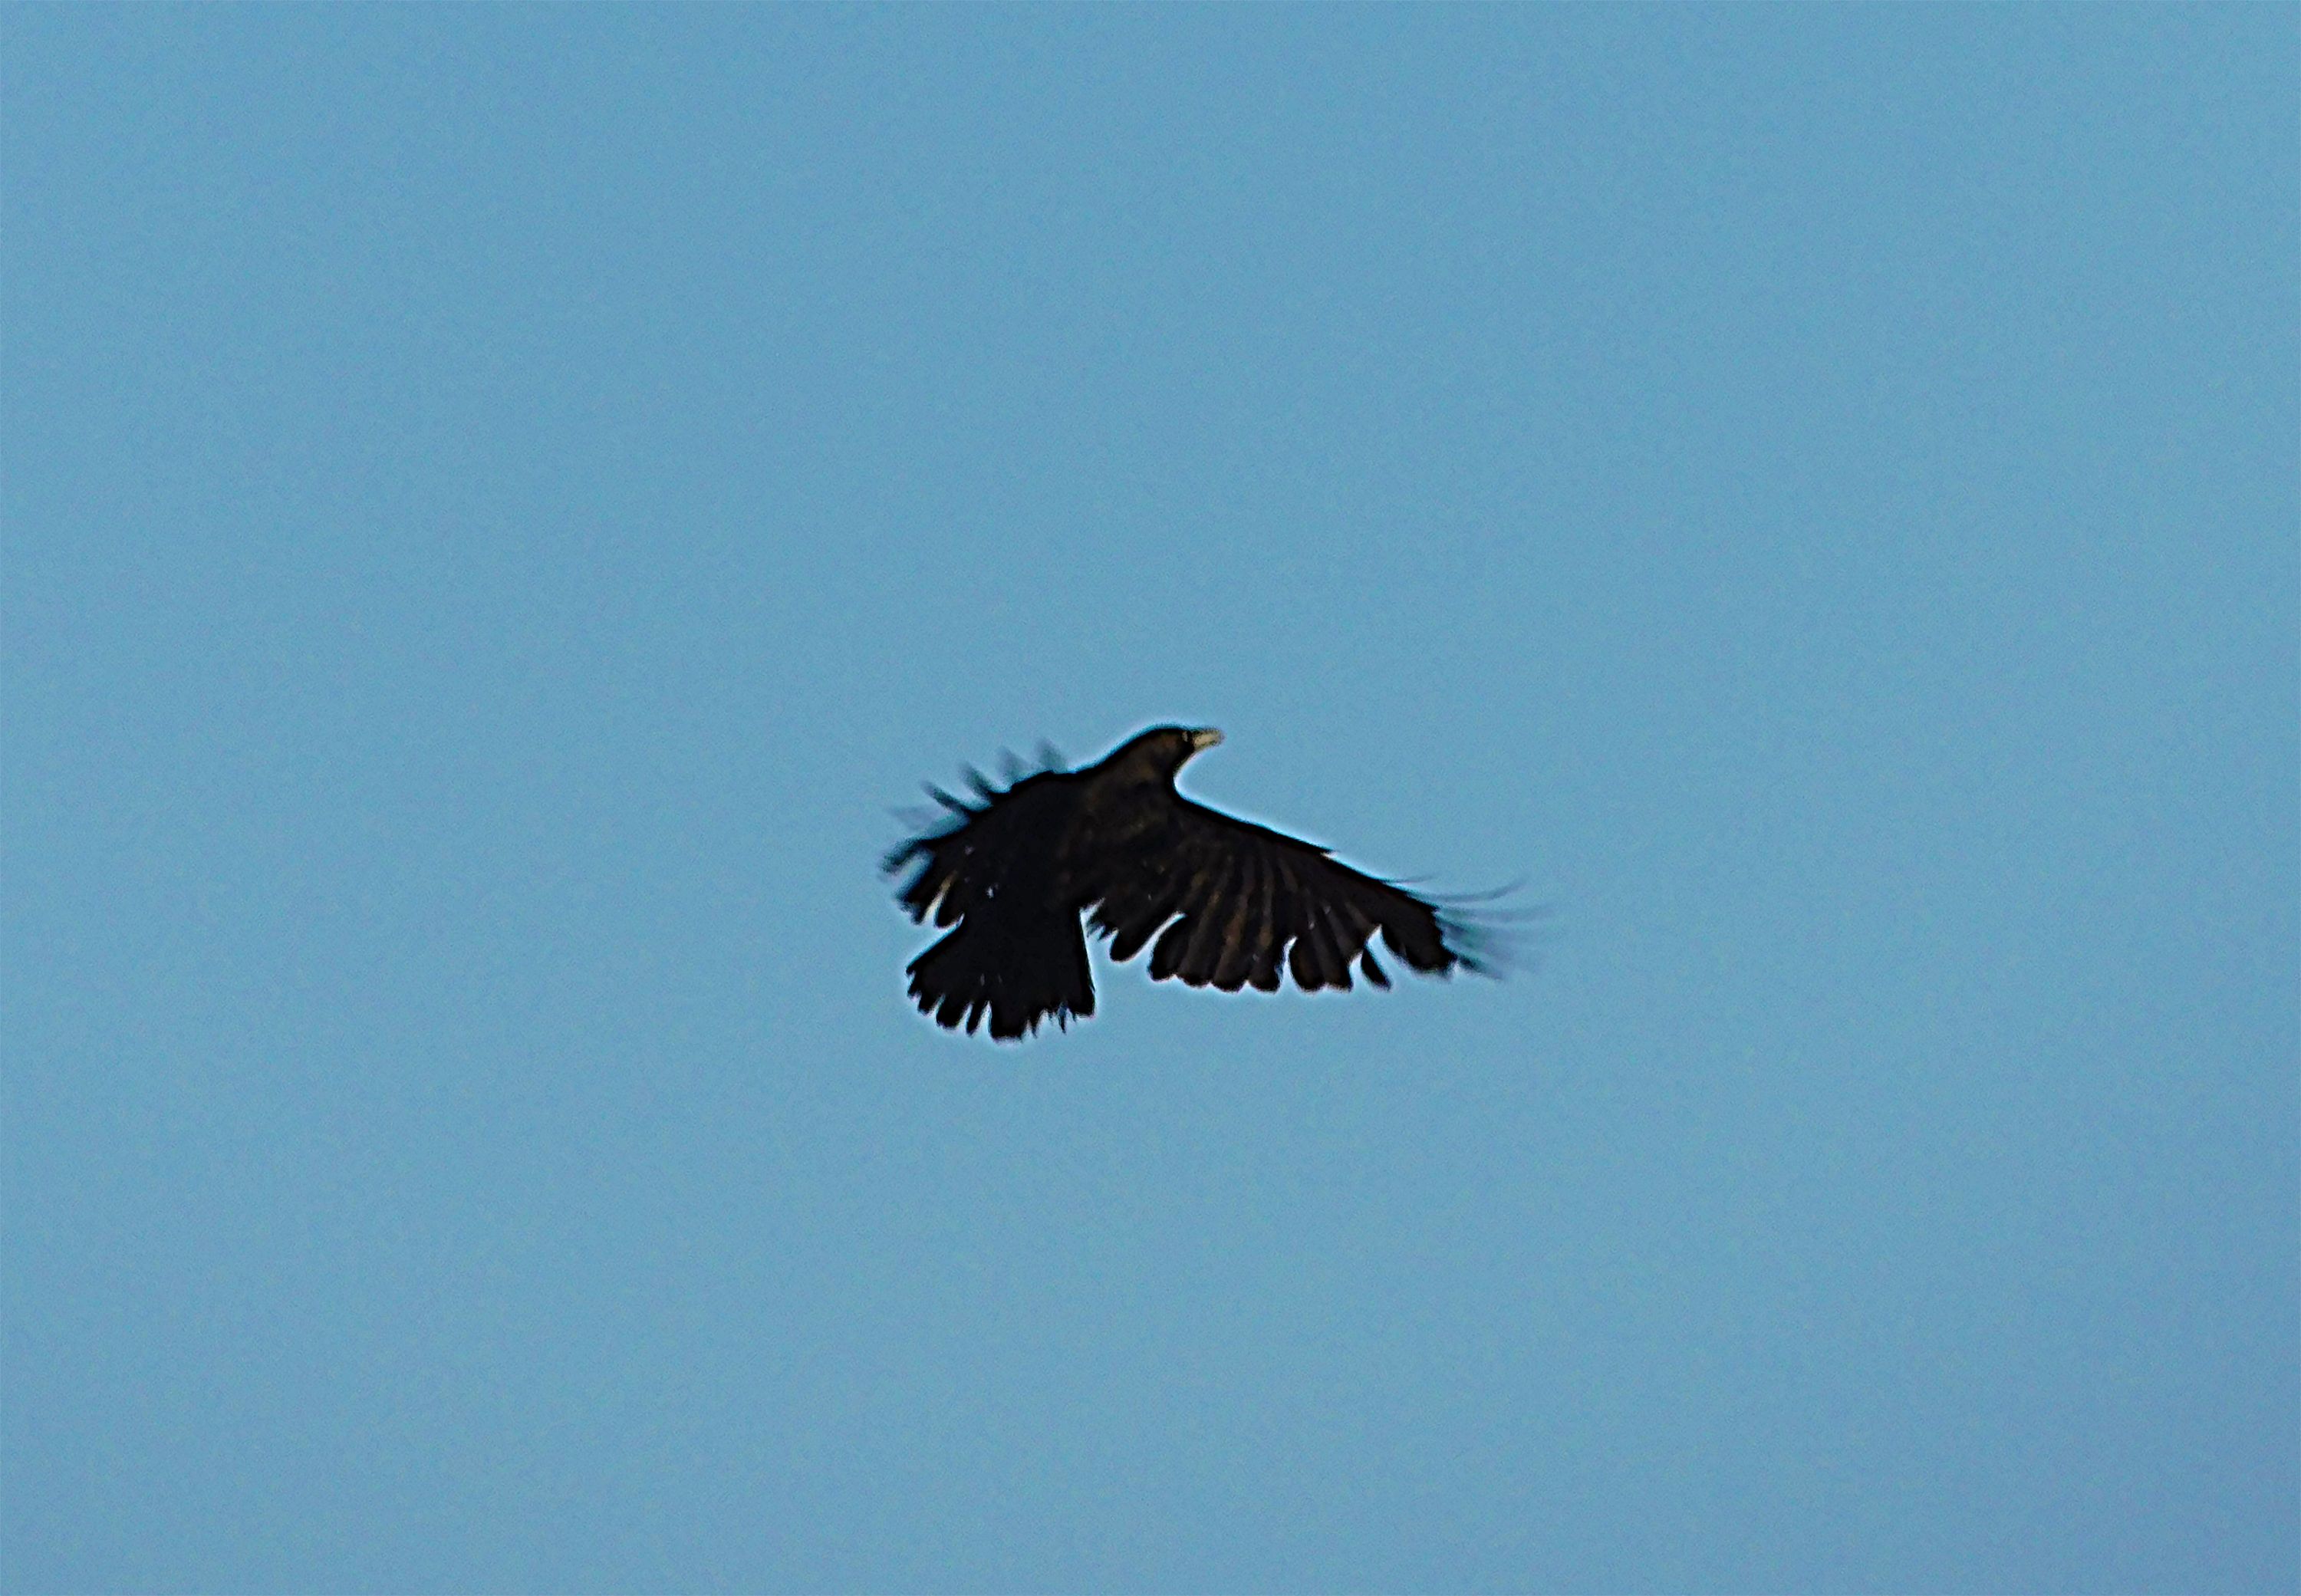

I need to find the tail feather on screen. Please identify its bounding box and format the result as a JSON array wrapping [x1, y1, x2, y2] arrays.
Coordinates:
[[906, 909, 1095, 1042]]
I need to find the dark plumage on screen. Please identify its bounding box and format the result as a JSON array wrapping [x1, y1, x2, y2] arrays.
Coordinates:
[[884, 725, 1494, 1041]]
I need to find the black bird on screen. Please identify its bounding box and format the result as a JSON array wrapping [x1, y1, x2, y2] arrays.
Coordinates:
[[885, 725, 1494, 1041]]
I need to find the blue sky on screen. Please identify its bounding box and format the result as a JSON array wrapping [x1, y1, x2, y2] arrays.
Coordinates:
[[5, 8, 2294, 1592]]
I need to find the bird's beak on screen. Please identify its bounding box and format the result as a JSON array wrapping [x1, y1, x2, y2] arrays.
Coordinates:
[[1189, 728, 1223, 752]]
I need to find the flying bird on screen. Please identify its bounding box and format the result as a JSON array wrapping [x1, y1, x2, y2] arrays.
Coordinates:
[[884, 725, 1496, 1040]]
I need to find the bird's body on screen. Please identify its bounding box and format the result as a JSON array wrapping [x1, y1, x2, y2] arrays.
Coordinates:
[[886, 726, 1488, 1040]]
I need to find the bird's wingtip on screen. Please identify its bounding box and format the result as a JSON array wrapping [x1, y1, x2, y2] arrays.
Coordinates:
[[1433, 883, 1553, 979]]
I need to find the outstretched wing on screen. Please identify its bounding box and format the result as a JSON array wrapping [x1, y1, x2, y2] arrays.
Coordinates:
[[883, 752, 1080, 924], [1088, 798, 1483, 994], [885, 765, 1093, 1038]]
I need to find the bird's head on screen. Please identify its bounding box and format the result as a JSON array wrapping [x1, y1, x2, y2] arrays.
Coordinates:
[[1118, 724, 1223, 783]]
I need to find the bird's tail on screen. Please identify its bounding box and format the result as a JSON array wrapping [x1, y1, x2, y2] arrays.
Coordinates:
[[905, 908, 1095, 1042]]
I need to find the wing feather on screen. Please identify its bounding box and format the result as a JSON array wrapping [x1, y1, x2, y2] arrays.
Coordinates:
[[1176, 851, 1245, 986], [1303, 900, 1351, 990], [1108, 902, 1174, 965], [1287, 933, 1323, 990], [1247, 849, 1286, 991], [1208, 850, 1263, 992], [1148, 915, 1195, 981]]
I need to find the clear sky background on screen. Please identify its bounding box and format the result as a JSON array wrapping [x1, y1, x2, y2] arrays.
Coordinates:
[[6, 8, 2295, 1594]]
